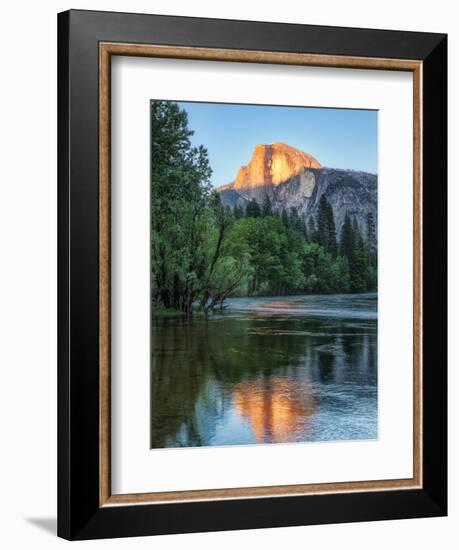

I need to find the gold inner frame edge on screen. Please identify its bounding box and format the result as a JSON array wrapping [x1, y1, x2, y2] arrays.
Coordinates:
[[99, 42, 423, 507]]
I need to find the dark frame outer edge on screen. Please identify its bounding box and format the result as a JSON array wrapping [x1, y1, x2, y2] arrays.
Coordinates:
[[421, 37, 448, 513], [57, 10, 71, 540]]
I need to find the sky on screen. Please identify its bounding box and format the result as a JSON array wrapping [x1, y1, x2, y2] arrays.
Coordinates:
[[176, 101, 378, 188]]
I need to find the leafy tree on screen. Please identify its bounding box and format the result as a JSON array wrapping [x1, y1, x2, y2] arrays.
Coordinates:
[[151, 101, 377, 307], [198, 195, 253, 312], [151, 101, 214, 314]]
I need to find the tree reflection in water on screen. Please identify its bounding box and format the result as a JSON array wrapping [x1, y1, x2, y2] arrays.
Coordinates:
[[151, 294, 377, 448]]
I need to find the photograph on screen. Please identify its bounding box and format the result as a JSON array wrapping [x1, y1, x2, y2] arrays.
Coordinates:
[[150, 100, 378, 449]]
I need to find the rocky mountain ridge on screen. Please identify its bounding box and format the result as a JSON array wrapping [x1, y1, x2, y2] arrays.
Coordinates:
[[217, 143, 377, 237]]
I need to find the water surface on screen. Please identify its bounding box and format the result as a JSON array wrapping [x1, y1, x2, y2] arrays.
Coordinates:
[[151, 293, 377, 448]]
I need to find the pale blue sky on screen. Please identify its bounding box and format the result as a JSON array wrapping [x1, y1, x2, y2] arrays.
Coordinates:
[[176, 101, 378, 188]]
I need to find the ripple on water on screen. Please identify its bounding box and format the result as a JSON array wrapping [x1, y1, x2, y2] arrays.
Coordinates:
[[151, 293, 377, 448]]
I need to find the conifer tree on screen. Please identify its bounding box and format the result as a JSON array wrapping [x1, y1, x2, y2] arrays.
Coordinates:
[[307, 217, 317, 242], [301, 218, 309, 241], [262, 194, 273, 216], [350, 248, 368, 292], [233, 204, 243, 219], [289, 207, 303, 234], [246, 198, 261, 218], [317, 195, 337, 256], [326, 202, 337, 256], [341, 216, 367, 292], [352, 218, 364, 249], [281, 208, 289, 226], [366, 212, 377, 267], [340, 213, 355, 260]]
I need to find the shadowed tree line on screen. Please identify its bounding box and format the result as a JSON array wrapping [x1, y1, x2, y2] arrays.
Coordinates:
[[151, 101, 377, 316]]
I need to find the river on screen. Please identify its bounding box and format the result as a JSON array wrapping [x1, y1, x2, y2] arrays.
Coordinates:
[[151, 293, 377, 448]]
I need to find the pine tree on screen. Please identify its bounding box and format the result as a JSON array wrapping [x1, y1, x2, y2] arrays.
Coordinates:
[[340, 213, 355, 260], [366, 212, 377, 268], [262, 194, 273, 217], [352, 218, 364, 249], [317, 195, 328, 247], [307, 217, 317, 242], [340, 215, 369, 292], [326, 202, 337, 256], [317, 195, 337, 256], [246, 198, 261, 218], [300, 218, 309, 241], [233, 204, 243, 219], [289, 207, 303, 234], [281, 208, 289, 226], [350, 248, 368, 292]]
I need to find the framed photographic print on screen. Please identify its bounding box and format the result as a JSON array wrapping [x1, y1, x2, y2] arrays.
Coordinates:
[[58, 9, 447, 540]]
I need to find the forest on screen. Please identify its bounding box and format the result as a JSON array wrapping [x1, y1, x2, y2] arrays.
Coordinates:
[[151, 101, 377, 316]]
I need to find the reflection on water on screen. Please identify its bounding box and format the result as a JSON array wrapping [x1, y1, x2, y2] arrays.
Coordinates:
[[151, 293, 377, 448], [234, 377, 315, 444]]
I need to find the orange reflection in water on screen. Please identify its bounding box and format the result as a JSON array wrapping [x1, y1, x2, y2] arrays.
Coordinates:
[[258, 299, 303, 309], [233, 376, 315, 444]]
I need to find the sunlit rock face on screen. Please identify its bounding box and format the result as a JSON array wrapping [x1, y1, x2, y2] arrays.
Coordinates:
[[217, 142, 377, 237], [233, 143, 321, 191]]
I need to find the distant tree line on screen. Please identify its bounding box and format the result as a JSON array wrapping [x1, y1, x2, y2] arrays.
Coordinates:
[[151, 101, 377, 316], [230, 194, 376, 297]]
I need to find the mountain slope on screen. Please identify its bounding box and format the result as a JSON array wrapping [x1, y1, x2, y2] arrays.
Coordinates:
[[220, 142, 320, 200], [217, 143, 377, 236]]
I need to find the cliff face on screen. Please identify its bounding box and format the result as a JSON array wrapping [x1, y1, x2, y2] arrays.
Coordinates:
[[226, 142, 320, 200], [217, 143, 377, 236], [304, 169, 377, 235]]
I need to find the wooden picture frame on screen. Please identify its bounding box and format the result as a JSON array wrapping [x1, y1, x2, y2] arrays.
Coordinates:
[[58, 9, 447, 540]]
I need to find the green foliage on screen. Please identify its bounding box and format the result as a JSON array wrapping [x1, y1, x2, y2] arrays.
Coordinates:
[[350, 248, 368, 292], [151, 101, 215, 315], [307, 217, 317, 243], [245, 198, 261, 218], [151, 101, 247, 315], [151, 101, 377, 314], [366, 212, 377, 269], [281, 208, 289, 226], [262, 194, 273, 216], [340, 213, 355, 259], [221, 215, 360, 296], [337, 212, 376, 292], [316, 195, 337, 256], [233, 204, 244, 219]]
